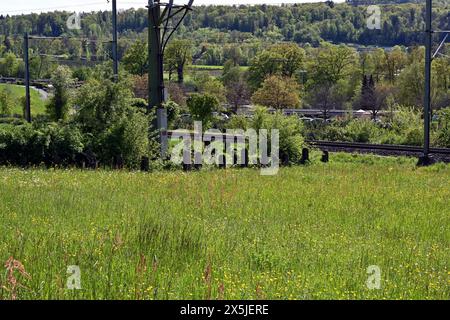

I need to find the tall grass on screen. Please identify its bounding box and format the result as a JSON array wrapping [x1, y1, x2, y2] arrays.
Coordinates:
[[0, 157, 448, 300]]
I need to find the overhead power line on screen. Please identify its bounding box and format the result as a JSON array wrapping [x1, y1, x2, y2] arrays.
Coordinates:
[[28, 36, 112, 43], [0, 2, 108, 14]]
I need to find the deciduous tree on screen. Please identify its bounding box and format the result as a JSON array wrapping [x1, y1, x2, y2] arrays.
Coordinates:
[[122, 40, 148, 76], [165, 40, 193, 84], [47, 66, 74, 121], [249, 43, 305, 89], [251, 75, 300, 109], [187, 93, 219, 127]]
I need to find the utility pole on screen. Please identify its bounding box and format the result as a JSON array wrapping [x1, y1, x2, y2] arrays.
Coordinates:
[[422, 0, 432, 164], [112, 0, 119, 81], [148, 0, 164, 111], [419, 0, 449, 165], [147, 0, 193, 112], [24, 33, 31, 123], [146, 0, 194, 158]]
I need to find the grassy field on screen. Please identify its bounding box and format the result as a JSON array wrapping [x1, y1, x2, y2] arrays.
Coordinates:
[[0, 155, 448, 300], [190, 65, 249, 71], [0, 84, 47, 116], [190, 65, 224, 70]]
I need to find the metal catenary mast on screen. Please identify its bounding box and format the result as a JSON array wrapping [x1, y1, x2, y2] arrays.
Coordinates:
[[147, 0, 193, 157], [147, 0, 193, 111], [420, 0, 449, 165]]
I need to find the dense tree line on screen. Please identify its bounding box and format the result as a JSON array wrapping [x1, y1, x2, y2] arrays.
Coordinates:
[[243, 42, 449, 115], [0, 1, 448, 59], [345, 0, 448, 5]]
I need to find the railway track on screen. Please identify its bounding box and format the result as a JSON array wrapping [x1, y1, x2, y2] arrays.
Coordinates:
[[167, 131, 450, 155], [307, 140, 450, 161]]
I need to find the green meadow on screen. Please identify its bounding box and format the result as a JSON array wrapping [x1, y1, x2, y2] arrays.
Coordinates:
[[0, 84, 47, 116], [0, 155, 448, 300]]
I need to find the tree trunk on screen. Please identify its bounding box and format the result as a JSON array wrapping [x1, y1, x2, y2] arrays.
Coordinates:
[[177, 65, 184, 84]]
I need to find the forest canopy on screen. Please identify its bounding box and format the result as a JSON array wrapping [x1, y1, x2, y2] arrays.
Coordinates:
[[0, 1, 448, 49]]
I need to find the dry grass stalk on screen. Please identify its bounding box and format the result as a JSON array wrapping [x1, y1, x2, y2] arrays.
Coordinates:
[[3, 257, 31, 300], [203, 262, 212, 300]]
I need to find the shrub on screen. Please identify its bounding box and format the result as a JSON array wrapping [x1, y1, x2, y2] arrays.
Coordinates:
[[433, 108, 450, 148], [94, 109, 150, 169], [72, 67, 92, 81], [0, 117, 25, 125], [227, 114, 250, 131], [266, 111, 305, 164], [0, 122, 85, 166], [0, 52, 19, 77], [163, 100, 183, 129], [320, 119, 348, 142], [0, 87, 13, 115], [75, 75, 134, 134], [305, 106, 426, 146], [227, 107, 305, 164], [19, 96, 27, 119], [385, 106, 424, 146], [343, 119, 379, 143], [187, 93, 219, 128], [402, 127, 424, 146], [0, 124, 40, 165], [377, 131, 402, 145], [46, 66, 74, 121], [131, 98, 148, 110], [74, 73, 155, 168], [43, 123, 84, 166]]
